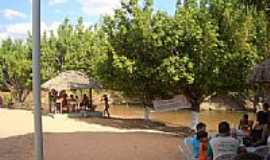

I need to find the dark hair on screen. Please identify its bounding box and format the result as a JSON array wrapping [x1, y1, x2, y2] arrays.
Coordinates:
[[256, 111, 268, 125], [237, 146, 247, 155], [218, 121, 230, 134], [243, 114, 248, 120], [196, 122, 206, 131], [263, 103, 270, 110], [234, 153, 262, 160], [196, 131, 208, 140]]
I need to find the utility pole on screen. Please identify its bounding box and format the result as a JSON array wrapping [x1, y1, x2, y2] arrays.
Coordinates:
[[32, 0, 44, 160]]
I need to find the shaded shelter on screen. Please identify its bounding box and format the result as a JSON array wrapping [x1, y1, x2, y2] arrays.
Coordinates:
[[42, 70, 102, 110], [42, 70, 101, 91]]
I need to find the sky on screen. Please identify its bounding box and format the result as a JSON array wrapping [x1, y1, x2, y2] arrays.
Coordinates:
[[0, 0, 178, 41]]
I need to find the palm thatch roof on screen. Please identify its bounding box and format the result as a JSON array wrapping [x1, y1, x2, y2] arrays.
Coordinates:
[[249, 59, 270, 84], [42, 70, 102, 91]]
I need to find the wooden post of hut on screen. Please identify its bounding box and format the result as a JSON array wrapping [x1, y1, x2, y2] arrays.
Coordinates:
[[89, 88, 93, 110]]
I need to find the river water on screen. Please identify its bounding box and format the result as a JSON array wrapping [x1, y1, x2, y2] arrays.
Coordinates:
[[97, 105, 256, 132]]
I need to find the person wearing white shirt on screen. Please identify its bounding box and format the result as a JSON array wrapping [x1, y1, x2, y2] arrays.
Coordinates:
[[208, 121, 239, 160]]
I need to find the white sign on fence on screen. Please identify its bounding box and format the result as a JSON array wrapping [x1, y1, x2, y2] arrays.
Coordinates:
[[152, 95, 192, 112]]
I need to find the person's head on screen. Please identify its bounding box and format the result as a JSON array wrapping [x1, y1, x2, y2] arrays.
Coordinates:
[[237, 146, 247, 155], [256, 111, 268, 125], [234, 153, 262, 160], [243, 114, 248, 120], [62, 93, 67, 99], [218, 121, 230, 135], [196, 130, 208, 143], [263, 102, 270, 111], [196, 122, 206, 132]]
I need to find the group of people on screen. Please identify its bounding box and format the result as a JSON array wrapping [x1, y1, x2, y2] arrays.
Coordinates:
[[184, 102, 270, 160], [49, 89, 111, 118]]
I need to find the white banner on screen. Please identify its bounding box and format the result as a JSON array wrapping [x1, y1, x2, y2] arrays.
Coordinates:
[[152, 95, 191, 112]]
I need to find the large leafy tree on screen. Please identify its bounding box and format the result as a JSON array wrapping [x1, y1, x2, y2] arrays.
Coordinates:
[[41, 17, 106, 81], [101, 0, 185, 105], [0, 38, 32, 106], [239, 0, 270, 54], [100, 0, 268, 111]]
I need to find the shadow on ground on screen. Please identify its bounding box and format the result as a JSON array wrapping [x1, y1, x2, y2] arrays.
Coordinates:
[[75, 117, 191, 137]]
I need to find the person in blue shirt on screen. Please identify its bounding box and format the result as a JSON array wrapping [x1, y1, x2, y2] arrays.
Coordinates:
[[184, 122, 207, 160]]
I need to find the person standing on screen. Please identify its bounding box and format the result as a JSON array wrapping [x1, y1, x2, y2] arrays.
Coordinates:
[[103, 94, 110, 118]]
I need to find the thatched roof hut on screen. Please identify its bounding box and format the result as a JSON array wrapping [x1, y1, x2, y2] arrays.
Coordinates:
[[42, 70, 102, 91], [249, 59, 270, 84]]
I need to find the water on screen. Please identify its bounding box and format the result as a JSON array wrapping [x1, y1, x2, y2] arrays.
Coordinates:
[[97, 105, 256, 132]]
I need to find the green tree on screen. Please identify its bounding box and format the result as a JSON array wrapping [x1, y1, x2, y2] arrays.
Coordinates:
[[240, 0, 270, 54], [41, 17, 107, 81], [100, 0, 268, 111], [0, 38, 32, 106]]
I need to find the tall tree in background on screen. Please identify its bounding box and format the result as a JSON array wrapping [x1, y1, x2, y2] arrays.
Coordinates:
[[0, 38, 32, 106], [240, 0, 270, 54], [41, 17, 107, 81]]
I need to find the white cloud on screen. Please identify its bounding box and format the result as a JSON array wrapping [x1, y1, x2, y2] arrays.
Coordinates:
[[0, 22, 61, 41], [0, 21, 93, 41], [49, 0, 68, 6], [0, 9, 27, 20], [79, 0, 121, 16]]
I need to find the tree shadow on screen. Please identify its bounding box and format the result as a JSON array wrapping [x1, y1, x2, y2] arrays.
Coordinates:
[[76, 117, 191, 137]]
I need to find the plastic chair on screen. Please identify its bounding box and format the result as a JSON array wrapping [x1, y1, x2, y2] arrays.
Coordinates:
[[215, 153, 236, 160], [179, 139, 193, 160], [254, 145, 269, 159]]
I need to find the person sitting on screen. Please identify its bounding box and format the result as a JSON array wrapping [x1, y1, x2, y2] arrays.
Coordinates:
[[60, 93, 68, 113], [263, 103, 270, 122], [184, 122, 207, 160], [208, 121, 239, 160], [68, 94, 76, 112], [197, 131, 210, 160], [250, 111, 268, 147], [239, 114, 252, 132], [80, 94, 90, 111]]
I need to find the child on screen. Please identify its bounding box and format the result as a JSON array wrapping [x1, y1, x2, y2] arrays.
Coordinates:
[[184, 123, 207, 160], [103, 94, 110, 118], [239, 114, 252, 135], [197, 131, 209, 160]]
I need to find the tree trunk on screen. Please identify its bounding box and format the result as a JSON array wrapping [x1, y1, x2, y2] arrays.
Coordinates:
[[185, 90, 203, 129], [191, 111, 199, 129], [190, 98, 201, 129], [191, 98, 201, 112], [12, 89, 30, 108]]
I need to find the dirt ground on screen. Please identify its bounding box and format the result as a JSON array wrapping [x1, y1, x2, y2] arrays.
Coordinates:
[[0, 132, 184, 160], [0, 109, 187, 160]]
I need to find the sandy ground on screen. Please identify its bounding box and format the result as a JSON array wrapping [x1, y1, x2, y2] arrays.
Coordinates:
[[0, 109, 186, 160]]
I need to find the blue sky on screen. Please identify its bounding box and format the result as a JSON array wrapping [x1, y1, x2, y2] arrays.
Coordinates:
[[0, 0, 178, 41]]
